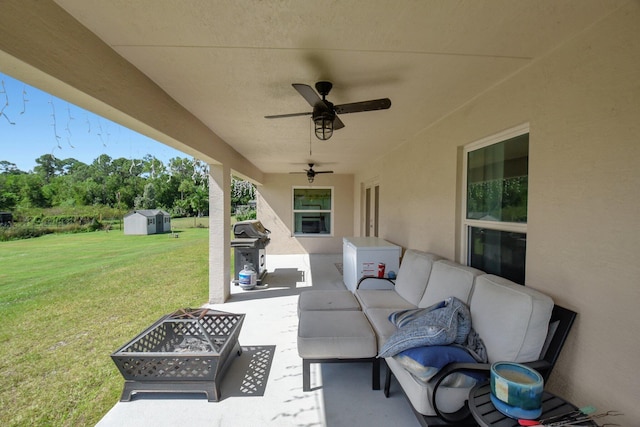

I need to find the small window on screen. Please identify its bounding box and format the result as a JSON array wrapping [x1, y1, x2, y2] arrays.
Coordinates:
[[462, 124, 528, 284], [293, 187, 333, 235]]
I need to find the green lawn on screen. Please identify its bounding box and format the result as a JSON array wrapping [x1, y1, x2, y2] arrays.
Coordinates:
[[0, 218, 211, 426]]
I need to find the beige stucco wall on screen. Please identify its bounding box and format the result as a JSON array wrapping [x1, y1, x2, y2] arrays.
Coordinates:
[[257, 173, 354, 254], [355, 2, 640, 419]]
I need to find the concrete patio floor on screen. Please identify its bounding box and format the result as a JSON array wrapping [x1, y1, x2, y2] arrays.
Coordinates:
[[97, 254, 421, 427]]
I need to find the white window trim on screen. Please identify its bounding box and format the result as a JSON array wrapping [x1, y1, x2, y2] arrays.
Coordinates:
[[459, 123, 529, 264], [292, 186, 334, 237]]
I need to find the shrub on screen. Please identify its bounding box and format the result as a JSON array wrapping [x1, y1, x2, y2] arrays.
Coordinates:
[[0, 224, 53, 241], [234, 206, 256, 222]]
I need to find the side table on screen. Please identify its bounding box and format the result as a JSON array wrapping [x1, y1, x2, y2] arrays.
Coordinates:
[[468, 382, 597, 427]]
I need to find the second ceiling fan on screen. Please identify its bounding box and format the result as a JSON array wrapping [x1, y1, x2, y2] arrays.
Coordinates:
[[265, 81, 391, 140], [291, 163, 333, 183]]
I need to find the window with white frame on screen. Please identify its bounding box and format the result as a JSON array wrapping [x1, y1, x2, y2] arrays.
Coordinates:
[[462, 125, 529, 284], [293, 187, 333, 235]]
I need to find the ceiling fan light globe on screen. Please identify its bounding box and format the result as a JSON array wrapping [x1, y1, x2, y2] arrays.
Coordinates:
[[314, 116, 333, 140]]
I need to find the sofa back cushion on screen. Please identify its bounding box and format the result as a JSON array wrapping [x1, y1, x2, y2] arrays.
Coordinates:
[[470, 275, 553, 363], [394, 250, 442, 306], [418, 260, 484, 308]]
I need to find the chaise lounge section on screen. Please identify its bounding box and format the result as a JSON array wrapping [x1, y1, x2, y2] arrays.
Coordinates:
[[297, 310, 380, 392]]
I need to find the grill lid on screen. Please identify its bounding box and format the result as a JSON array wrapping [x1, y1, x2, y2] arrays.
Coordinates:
[[233, 220, 270, 241]]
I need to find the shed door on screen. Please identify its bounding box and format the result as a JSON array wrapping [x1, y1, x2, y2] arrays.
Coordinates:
[[156, 215, 163, 233]]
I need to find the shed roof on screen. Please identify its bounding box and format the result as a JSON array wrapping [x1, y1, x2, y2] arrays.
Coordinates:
[[124, 210, 170, 218]]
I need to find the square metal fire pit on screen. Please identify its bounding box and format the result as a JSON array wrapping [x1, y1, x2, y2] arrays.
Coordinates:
[[111, 308, 245, 402]]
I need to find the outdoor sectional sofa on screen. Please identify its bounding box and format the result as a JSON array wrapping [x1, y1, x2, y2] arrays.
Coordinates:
[[297, 249, 576, 426]]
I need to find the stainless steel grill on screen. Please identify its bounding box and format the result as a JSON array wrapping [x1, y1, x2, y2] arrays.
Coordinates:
[[231, 220, 270, 285]]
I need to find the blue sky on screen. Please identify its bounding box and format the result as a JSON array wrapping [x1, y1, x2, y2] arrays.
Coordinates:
[[0, 72, 188, 172]]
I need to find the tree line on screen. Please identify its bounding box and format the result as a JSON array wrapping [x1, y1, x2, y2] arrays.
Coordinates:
[[0, 154, 255, 219]]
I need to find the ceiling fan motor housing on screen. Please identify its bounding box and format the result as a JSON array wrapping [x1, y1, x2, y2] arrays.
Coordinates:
[[312, 102, 335, 120], [315, 81, 333, 97]]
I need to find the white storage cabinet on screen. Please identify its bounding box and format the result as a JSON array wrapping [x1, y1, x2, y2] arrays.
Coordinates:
[[342, 237, 401, 292]]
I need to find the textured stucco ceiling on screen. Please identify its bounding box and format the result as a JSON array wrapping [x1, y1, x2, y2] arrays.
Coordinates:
[[53, 0, 623, 174]]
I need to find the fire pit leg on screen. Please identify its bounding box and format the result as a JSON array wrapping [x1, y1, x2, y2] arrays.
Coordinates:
[[209, 382, 221, 402], [118, 380, 222, 402], [119, 381, 136, 402]]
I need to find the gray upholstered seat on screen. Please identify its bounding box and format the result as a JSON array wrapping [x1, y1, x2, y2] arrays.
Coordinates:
[[298, 289, 361, 314], [298, 310, 377, 359], [297, 310, 379, 391]]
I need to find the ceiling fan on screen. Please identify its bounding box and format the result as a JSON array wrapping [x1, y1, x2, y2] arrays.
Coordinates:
[[291, 163, 333, 183], [265, 81, 391, 140]]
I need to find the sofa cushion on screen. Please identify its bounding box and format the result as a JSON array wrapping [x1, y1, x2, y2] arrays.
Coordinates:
[[297, 310, 377, 359], [298, 290, 361, 315], [365, 308, 403, 351], [355, 289, 416, 312], [393, 250, 442, 306], [418, 260, 484, 308], [393, 345, 479, 382], [386, 356, 476, 416], [470, 275, 553, 363]]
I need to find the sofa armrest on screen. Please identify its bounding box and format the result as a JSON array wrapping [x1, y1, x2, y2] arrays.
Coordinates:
[[520, 360, 553, 380], [356, 276, 395, 290], [428, 362, 491, 424]]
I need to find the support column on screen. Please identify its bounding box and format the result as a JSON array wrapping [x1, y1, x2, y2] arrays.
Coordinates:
[[208, 163, 231, 304]]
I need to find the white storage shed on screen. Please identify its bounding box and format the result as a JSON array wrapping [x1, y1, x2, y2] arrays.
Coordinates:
[[124, 210, 171, 235]]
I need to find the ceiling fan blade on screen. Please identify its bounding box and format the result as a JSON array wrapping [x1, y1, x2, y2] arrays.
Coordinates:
[[333, 115, 345, 130], [334, 98, 391, 114], [293, 83, 322, 107], [314, 171, 334, 174], [265, 111, 312, 119]]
